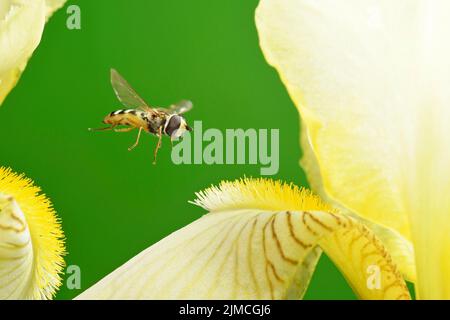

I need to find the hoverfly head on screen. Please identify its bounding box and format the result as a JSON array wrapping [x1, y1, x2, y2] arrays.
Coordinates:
[[164, 114, 191, 141]]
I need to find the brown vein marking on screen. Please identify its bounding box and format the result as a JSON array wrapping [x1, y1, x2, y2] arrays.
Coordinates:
[[263, 216, 284, 286], [268, 261, 283, 283], [0, 242, 27, 251], [262, 216, 275, 299], [286, 211, 312, 249], [248, 217, 261, 299], [354, 223, 410, 300], [358, 225, 405, 283], [304, 211, 333, 232], [344, 215, 354, 227], [271, 214, 297, 265], [302, 212, 318, 236], [0, 223, 25, 233], [9, 211, 26, 228], [0, 253, 28, 261], [328, 212, 343, 226]]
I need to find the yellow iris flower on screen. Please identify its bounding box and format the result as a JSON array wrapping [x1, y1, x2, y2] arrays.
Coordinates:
[[0, 167, 65, 299], [77, 178, 410, 300], [255, 0, 450, 299], [2, 0, 448, 300], [0, 1, 66, 299], [0, 0, 66, 105]]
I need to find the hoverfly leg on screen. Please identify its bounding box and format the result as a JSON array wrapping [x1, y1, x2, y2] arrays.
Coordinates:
[[88, 124, 117, 131], [128, 127, 143, 151], [152, 128, 163, 165], [114, 127, 135, 133]]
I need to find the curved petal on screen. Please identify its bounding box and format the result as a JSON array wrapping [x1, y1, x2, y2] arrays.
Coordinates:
[[301, 123, 416, 282], [256, 0, 417, 239], [0, 168, 65, 299], [0, 0, 66, 105], [44, 0, 67, 20], [0, 65, 23, 105], [77, 179, 409, 300], [256, 0, 450, 298], [0, 194, 34, 299]]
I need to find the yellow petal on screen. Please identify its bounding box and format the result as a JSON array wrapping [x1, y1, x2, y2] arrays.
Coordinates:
[[301, 123, 416, 282], [0, 0, 66, 106], [256, 0, 450, 298], [77, 179, 409, 300], [0, 167, 65, 299], [0, 64, 23, 105], [44, 0, 67, 20]]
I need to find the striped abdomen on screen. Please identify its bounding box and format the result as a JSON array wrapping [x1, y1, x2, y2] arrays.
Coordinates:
[[103, 109, 149, 129]]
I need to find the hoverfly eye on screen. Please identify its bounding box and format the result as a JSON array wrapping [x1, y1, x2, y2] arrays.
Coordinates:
[[165, 115, 182, 136]]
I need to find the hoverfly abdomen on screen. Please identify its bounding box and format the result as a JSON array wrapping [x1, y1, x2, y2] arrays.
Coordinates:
[[109, 109, 137, 116], [103, 109, 144, 127]]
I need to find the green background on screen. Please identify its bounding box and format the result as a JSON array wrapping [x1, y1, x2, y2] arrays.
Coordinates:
[[0, 0, 357, 299]]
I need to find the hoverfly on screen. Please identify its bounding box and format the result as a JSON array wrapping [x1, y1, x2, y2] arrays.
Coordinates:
[[89, 69, 193, 164]]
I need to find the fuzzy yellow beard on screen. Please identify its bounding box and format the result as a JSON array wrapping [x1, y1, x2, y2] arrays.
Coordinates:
[[0, 167, 65, 299]]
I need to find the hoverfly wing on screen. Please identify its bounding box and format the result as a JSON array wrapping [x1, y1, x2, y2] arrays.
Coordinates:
[[110, 69, 155, 114], [170, 100, 193, 114], [158, 100, 193, 115]]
